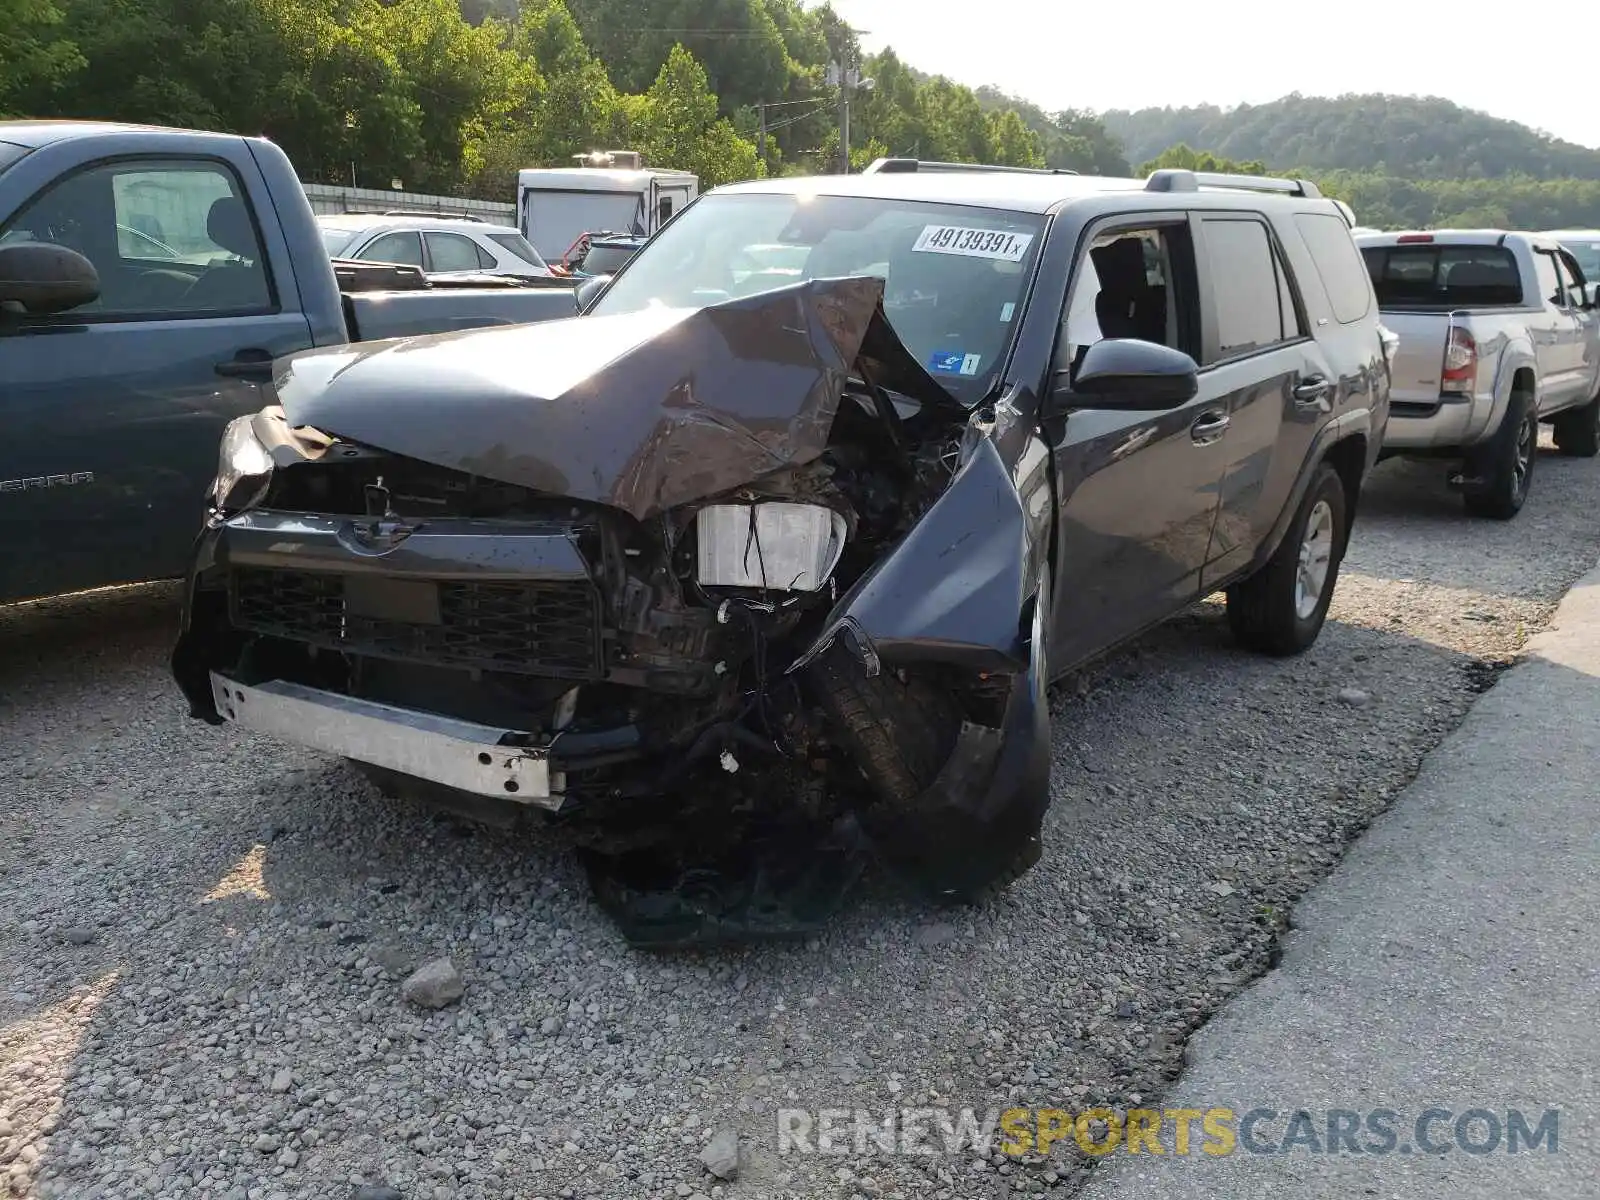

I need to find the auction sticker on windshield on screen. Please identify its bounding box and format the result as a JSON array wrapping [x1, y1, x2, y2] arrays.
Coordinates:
[[913, 225, 1034, 262]]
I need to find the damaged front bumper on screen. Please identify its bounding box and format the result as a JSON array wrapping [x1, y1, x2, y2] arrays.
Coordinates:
[[207, 673, 558, 806]]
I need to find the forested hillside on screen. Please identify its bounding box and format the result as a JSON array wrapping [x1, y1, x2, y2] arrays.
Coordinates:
[[1105, 93, 1600, 181], [0, 0, 1112, 199], [3, 1, 1598, 226], [1141, 144, 1600, 231]]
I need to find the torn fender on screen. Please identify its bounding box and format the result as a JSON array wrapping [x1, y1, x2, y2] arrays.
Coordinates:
[[795, 434, 1043, 675], [273, 276, 959, 522]]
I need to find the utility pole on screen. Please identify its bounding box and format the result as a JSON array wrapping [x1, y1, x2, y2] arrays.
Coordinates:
[[757, 103, 767, 164], [827, 59, 874, 175]]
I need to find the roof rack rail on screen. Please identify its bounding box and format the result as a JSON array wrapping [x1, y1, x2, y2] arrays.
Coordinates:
[[1143, 168, 1322, 198], [862, 157, 1079, 177], [373, 210, 486, 221]]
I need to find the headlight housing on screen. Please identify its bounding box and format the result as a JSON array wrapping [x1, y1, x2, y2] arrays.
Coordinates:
[[213, 414, 274, 511], [695, 501, 847, 592]]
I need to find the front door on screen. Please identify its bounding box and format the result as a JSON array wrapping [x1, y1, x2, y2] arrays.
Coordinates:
[[0, 156, 312, 603], [1046, 218, 1231, 670]]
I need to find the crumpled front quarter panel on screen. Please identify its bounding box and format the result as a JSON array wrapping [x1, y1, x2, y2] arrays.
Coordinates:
[[816, 437, 1033, 671], [276, 277, 891, 521]]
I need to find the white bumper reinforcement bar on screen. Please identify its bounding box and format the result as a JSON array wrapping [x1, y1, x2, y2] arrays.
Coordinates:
[[209, 673, 557, 809]]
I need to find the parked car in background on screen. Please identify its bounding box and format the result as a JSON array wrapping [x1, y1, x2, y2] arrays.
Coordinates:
[[173, 163, 1389, 944], [561, 230, 647, 279], [1546, 229, 1600, 284], [1355, 230, 1600, 518], [316, 214, 554, 279], [0, 121, 580, 606]]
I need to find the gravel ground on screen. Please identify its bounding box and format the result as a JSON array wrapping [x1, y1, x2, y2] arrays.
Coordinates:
[[2, 439, 1598, 1200]]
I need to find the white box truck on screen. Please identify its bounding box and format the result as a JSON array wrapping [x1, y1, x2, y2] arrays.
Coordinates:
[[517, 151, 698, 264]]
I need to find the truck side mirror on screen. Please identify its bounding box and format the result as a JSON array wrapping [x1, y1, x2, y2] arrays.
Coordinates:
[[0, 242, 100, 314], [657, 197, 673, 225], [574, 274, 611, 314]]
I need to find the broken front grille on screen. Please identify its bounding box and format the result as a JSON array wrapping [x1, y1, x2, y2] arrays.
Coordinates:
[[229, 568, 603, 680]]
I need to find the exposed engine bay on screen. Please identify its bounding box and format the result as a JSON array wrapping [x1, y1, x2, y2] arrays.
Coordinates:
[[172, 278, 1054, 946]]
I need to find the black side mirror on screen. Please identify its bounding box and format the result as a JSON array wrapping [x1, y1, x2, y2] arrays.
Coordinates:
[[573, 274, 612, 314], [1055, 338, 1200, 410], [0, 242, 100, 314]]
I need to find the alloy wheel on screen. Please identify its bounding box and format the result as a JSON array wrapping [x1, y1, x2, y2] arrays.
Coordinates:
[[1295, 499, 1335, 620]]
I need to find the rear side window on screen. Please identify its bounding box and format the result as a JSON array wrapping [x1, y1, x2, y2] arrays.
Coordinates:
[[1201, 217, 1297, 361], [359, 230, 423, 267], [424, 231, 482, 273], [1360, 244, 1522, 308], [1295, 213, 1372, 324], [488, 231, 548, 270]]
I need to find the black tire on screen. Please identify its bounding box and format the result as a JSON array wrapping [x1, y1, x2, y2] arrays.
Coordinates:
[[808, 640, 963, 805], [1552, 390, 1600, 458], [1463, 392, 1537, 519], [1227, 463, 1348, 657]]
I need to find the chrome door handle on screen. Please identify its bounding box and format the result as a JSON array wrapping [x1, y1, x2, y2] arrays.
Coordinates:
[[1190, 411, 1230, 445], [1111, 427, 1156, 459], [1293, 376, 1333, 403]]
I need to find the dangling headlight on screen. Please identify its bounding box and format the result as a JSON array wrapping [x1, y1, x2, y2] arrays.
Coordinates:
[[695, 502, 848, 592], [213, 414, 274, 511]]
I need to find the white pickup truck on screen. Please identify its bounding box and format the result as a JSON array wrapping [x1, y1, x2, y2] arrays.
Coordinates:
[[1356, 231, 1600, 518]]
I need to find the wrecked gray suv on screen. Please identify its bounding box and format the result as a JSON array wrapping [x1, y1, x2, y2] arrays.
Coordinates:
[[173, 164, 1389, 945]]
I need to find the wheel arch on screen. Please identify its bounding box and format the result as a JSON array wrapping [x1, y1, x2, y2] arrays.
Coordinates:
[[1255, 413, 1372, 571]]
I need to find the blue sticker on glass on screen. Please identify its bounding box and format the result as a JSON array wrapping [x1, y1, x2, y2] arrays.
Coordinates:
[[928, 350, 966, 374]]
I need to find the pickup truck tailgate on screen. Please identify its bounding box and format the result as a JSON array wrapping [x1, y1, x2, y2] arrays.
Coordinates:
[[1377, 309, 1451, 409]]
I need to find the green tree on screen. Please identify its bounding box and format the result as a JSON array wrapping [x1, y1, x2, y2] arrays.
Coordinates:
[[625, 44, 761, 185], [1139, 144, 1268, 176], [0, 0, 83, 116], [985, 109, 1044, 168]]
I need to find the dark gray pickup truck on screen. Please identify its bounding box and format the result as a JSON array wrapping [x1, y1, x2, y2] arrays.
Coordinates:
[[0, 121, 579, 604]]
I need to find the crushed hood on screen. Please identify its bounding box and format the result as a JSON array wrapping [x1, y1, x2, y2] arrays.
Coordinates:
[[276, 276, 960, 522]]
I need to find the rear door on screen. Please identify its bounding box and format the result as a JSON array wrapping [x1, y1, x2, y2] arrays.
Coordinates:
[[1530, 247, 1582, 410], [1552, 249, 1599, 401], [1046, 216, 1233, 668], [0, 153, 313, 602], [1192, 212, 1326, 588]]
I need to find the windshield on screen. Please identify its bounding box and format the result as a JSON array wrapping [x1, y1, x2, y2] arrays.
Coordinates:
[[1558, 237, 1600, 282], [0, 142, 27, 175], [589, 192, 1046, 403], [320, 226, 356, 256]]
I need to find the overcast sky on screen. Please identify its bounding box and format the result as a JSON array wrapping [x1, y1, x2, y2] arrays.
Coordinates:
[[824, 0, 1600, 150]]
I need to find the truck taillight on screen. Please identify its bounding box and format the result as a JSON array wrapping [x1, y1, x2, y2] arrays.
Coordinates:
[[1441, 326, 1477, 393]]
